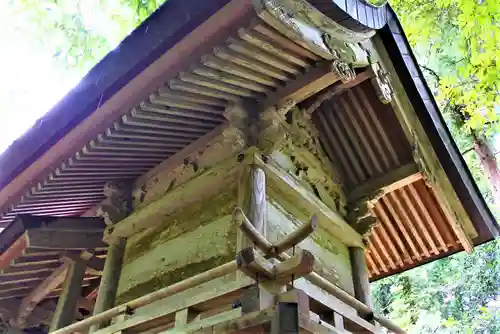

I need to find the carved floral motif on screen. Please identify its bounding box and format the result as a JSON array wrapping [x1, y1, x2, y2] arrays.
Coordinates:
[[371, 62, 393, 104], [331, 59, 356, 84]]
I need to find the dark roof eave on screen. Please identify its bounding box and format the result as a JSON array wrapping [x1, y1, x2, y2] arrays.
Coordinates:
[[0, 0, 231, 190]]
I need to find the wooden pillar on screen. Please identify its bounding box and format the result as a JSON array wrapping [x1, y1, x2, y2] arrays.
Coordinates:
[[89, 238, 126, 332], [349, 247, 372, 309], [49, 259, 86, 332], [249, 166, 267, 237], [241, 166, 276, 315]]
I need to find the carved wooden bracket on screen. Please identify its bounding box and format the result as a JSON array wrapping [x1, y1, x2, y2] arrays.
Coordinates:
[[370, 62, 393, 104], [96, 180, 133, 226]]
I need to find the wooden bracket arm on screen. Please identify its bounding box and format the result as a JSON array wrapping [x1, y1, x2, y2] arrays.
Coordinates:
[[233, 208, 272, 254], [236, 247, 274, 280], [271, 216, 317, 255], [274, 250, 315, 284], [234, 207, 317, 256]]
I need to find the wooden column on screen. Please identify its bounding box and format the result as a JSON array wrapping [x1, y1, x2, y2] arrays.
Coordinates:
[[349, 247, 372, 309], [89, 238, 126, 332], [49, 259, 86, 332], [249, 166, 267, 237], [241, 166, 276, 315]]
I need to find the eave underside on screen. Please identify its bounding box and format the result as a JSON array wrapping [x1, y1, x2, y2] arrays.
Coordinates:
[[0, 1, 494, 327]]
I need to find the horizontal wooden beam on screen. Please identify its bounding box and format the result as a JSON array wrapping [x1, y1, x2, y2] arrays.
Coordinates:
[[303, 69, 373, 115], [274, 250, 315, 284], [25, 229, 107, 250], [348, 163, 422, 203], [105, 152, 250, 243], [261, 61, 340, 109]]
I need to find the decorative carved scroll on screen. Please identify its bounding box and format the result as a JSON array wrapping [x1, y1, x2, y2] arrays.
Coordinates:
[[256, 0, 372, 65]]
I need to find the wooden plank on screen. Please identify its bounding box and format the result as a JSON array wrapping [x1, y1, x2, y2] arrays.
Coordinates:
[[17, 261, 70, 327], [25, 229, 106, 250], [389, 191, 429, 258], [348, 163, 421, 202], [370, 226, 397, 270], [167, 308, 242, 333], [261, 61, 340, 110], [212, 307, 276, 333], [399, 187, 439, 255], [339, 97, 383, 175], [372, 205, 412, 264], [407, 183, 448, 252], [381, 196, 422, 261], [0, 234, 28, 269], [49, 259, 87, 331]]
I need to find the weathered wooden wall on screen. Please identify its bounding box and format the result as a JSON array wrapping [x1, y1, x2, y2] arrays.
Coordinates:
[[266, 200, 354, 294], [117, 186, 239, 303]]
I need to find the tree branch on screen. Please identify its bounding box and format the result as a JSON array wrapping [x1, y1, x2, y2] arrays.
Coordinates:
[[419, 64, 441, 82]]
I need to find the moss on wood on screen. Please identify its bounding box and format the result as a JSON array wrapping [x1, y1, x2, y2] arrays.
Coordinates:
[[124, 186, 237, 264], [116, 254, 234, 304]]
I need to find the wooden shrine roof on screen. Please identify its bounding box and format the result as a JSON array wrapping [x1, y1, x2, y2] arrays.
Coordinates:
[[0, 0, 495, 290]]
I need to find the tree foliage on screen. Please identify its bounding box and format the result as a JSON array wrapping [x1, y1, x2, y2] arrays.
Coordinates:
[[391, 0, 500, 132], [8, 0, 163, 74], [372, 239, 500, 333]]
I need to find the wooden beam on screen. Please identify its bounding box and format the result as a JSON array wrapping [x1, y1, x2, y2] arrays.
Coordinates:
[[49, 259, 87, 331], [89, 239, 126, 332], [348, 163, 422, 202], [274, 250, 315, 284], [236, 247, 274, 280], [105, 152, 249, 243], [63, 251, 105, 274], [17, 261, 70, 327], [0, 234, 28, 269], [25, 229, 107, 250], [234, 207, 272, 254], [260, 61, 340, 109], [303, 69, 373, 115], [272, 216, 317, 255]]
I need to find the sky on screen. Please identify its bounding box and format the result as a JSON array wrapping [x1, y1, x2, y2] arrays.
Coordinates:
[[0, 0, 148, 153], [0, 3, 80, 153]]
